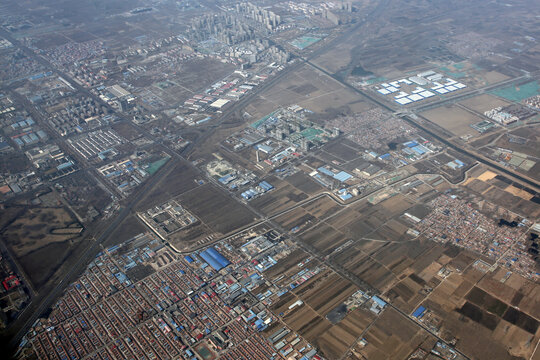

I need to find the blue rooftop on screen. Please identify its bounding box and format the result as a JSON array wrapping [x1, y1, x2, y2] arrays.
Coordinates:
[[372, 296, 387, 307], [259, 181, 273, 191], [334, 171, 352, 182], [198, 247, 230, 271], [412, 306, 426, 318], [404, 141, 418, 148], [317, 167, 335, 177], [411, 145, 427, 155]]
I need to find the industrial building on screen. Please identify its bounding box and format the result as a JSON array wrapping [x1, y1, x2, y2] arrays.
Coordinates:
[[198, 247, 231, 271], [375, 71, 467, 105]]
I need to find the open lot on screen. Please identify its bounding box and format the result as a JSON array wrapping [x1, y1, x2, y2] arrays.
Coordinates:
[[2, 206, 81, 258], [251, 177, 309, 216], [135, 161, 201, 211], [1, 205, 83, 288], [421, 105, 486, 137], [56, 170, 111, 220], [300, 223, 349, 256], [360, 307, 437, 360], [285, 172, 324, 196], [463, 167, 540, 218], [459, 94, 511, 113], [244, 64, 370, 120], [167, 183, 257, 250], [301, 195, 341, 220]]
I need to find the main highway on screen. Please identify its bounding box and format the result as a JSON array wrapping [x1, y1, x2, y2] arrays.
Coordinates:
[[4, 1, 532, 357], [3, 0, 392, 348], [300, 58, 540, 192]]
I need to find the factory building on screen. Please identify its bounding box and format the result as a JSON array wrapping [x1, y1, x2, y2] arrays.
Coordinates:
[[198, 247, 231, 271]]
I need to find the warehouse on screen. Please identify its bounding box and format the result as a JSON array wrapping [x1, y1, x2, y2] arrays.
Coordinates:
[[199, 247, 230, 271], [210, 98, 230, 109]]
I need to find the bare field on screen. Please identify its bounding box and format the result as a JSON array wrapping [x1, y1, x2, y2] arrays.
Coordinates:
[[483, 71, 511, 85], [285, 171, 324, 195], [0, 204, 86, 289], [421, 106, 485, 137], [407, 247, 540, 360], [350, 256, 397, 292], [386, 277, 425, 314], [299, 273, 358, 316], [273, 207, 316, 231], [463, 170, 540, 218], [18, 241, 75, 289], [264, 248, 311, 279], [322, 141, 361, 161], [245, 63, 369, 119], [332, 243, 370, 269], [492, 126, 540, 160], [312, 42, 353, 74], [2, 206, 81, 257], [316, 324, 357, 359], [178, 183, 257, 235], [104, 215, 147, 247], [274, 270, 372, 359], [360, 307, 436, 360], [135, 161, 200, 211], [478, 271, 540, 320], [251, 180, 308, 216], [368, 219, 411, 242], [301, 195, 340, 219], [459, 94, 511, 113], [440, 310, 528, 360], [299, 223, 349, 255]]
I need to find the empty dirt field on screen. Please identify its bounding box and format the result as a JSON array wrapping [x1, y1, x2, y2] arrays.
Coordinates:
[[459, 94, 511, 113], [178, 183, 258, 236], [135, 161, 201, 211], [312, 41, 353, 74], [2, 206, 81, 258], [301, 195, 340, 219], [421, 106, 485, 137], [294, 272, 359, 316], [299, 223, 349, 255], [273, 207, 317, 232], [272, 270, 375, 359], [285, 171, 324, 195], [244, 64, 370, 120], [251, 179, 309, 216], [0, 205, 86, 289], [360, 307, 436, 360]]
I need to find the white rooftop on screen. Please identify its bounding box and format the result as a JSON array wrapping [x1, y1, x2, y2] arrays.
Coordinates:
[[408, 94, 424, 101], [396, 97, 412, 105], [419, 90, 435, 98], [395, 91, 409, 99]]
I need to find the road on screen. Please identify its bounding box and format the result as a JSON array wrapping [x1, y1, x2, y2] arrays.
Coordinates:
[[411, 72, 537, 113], [2, 11, 349, 346], [1, 1, 529, 357], [8, 155, 180, 348], [301, 58, 540, 192]]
